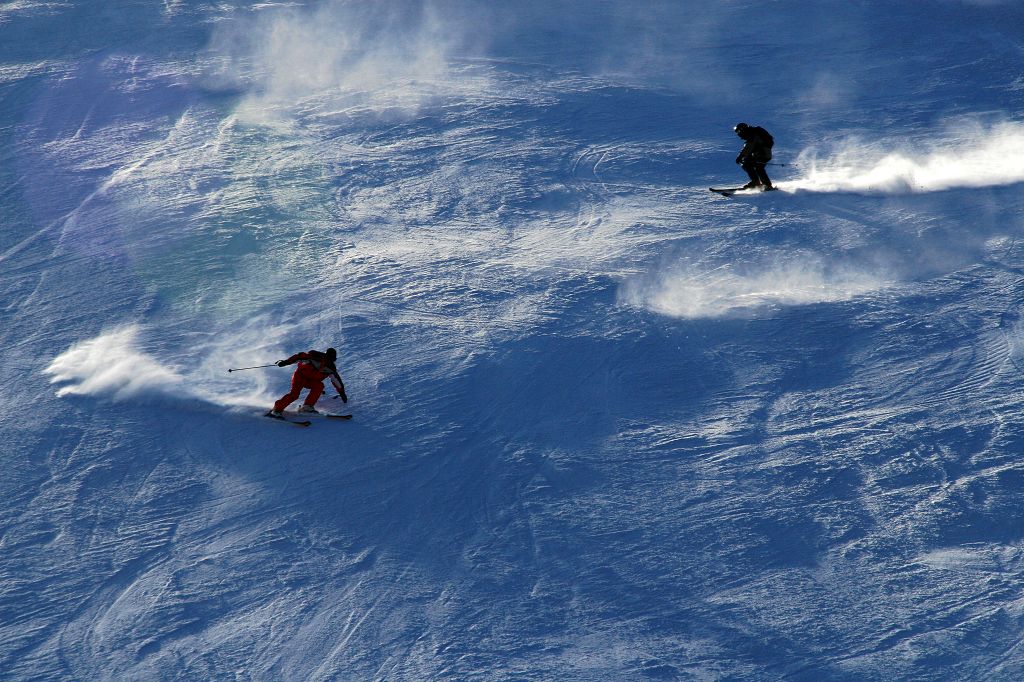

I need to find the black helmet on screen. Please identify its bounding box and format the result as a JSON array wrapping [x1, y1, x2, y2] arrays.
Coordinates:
[[325, 347, 337, 361], [734, 122, 749, 134]]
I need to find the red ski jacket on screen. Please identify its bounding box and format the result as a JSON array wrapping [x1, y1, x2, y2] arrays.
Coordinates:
[[281, 350, 346, 395]]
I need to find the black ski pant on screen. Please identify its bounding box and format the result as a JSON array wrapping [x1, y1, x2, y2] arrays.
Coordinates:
[[741, 159, 772, 187]]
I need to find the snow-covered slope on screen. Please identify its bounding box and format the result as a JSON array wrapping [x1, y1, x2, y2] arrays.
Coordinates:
[[4, 1, 1024, 679]]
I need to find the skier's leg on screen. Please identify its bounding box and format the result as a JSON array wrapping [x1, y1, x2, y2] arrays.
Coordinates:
[[273, 371, 305, 412], [302, 382, 324, 406], [755, 163, 773, 188], [740, 159, 761, 188]]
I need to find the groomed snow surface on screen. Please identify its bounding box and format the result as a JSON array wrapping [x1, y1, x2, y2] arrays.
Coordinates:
[[4, 1, 1024, 680]]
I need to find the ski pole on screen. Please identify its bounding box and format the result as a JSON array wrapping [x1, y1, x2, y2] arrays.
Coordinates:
[[227, 363, 279, 373]]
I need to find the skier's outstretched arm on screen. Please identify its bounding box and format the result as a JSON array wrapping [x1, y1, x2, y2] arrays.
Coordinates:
[[277, 352, 309, 367], [331, 372, 348, 403]]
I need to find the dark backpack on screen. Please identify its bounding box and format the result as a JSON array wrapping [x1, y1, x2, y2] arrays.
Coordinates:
[[752, 126, 774, 149]]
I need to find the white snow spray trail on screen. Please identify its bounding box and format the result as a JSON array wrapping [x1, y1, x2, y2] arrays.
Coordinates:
[[45, 325, 185, 400], [205, 1, 488, 124], [621, 260, 889, 319], [788, 120, 1024, 194], [44, 323, 293, 408]]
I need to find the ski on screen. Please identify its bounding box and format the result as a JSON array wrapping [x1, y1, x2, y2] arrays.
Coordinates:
[[709, 186, 748, 196], [265, 412, 312, 427], [710, 186, 780, 196], [289, 412, 353, 421]]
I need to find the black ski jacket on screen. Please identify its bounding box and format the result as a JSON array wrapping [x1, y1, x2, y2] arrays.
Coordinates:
[[737, 126, 774, 164]]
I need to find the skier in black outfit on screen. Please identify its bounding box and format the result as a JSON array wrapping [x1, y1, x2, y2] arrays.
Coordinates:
[[734, 122, 775, 191]]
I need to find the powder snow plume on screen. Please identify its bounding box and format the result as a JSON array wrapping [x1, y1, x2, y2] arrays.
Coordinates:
[[45, 325, 184, 400], [45, 322, 297, 409], [622, 259, 889, 319], [789, 120, 1024, 194], [204, 0, 488, 124]]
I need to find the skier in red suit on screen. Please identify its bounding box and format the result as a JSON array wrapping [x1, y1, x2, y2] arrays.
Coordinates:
[[267, 347, 347, 417]]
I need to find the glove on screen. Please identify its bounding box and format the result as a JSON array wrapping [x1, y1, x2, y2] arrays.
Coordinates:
[[277, 359, 290, 367], [339, 390, 348, 403]]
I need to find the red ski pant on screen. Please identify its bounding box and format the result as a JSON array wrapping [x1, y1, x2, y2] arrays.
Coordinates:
[[273, 370, 324, 412]]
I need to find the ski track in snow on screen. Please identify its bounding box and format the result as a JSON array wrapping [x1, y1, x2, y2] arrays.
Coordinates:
[[4, 1, 1024, 680]]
